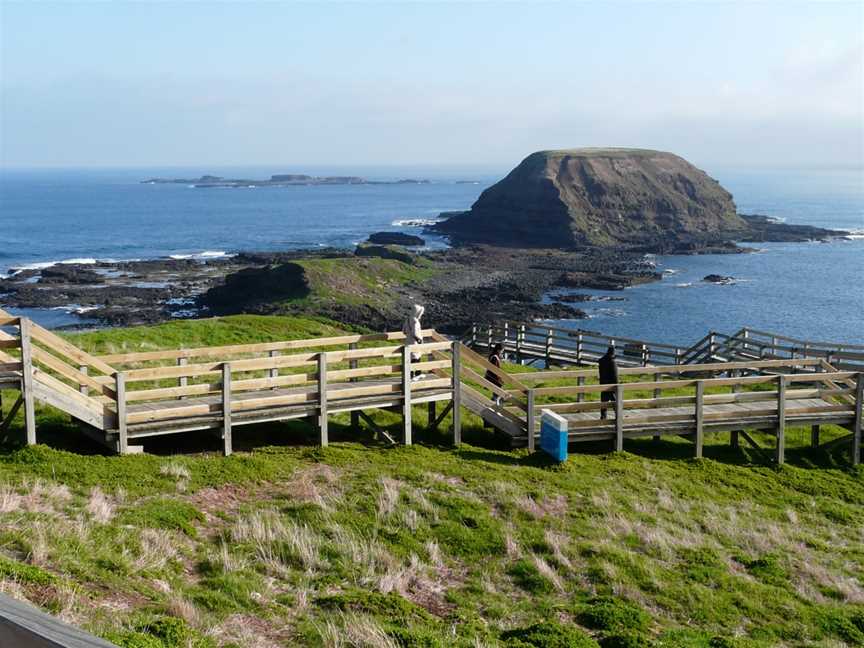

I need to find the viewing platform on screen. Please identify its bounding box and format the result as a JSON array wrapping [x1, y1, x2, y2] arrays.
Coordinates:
[[0, 309, 861, 465]]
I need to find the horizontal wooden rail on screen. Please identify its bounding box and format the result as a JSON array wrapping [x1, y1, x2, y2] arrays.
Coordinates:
[[98, 328, 438, 364], [29, 324, 117, 377], [742, 327, 864, 351]]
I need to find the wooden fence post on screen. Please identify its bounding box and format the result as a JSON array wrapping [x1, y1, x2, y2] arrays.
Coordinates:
[[776, 375, 786, 465], [653, 372, 661, 442], [402, 345, 412, 446], [115, 371, 127, 455], [614, 384, 624, 452], [78, 366, 88, 396], [487, 324, 493, 350], [516, 325, 524, 364], [527, 389, 535, 452], [503, 322, 509, 358], [451, 343, 461, 445], [675, 348, 682, 365], [810, 425, 820, 448], [641, 344, 648, 367], [852, 373, 863, 466], [19, 318, 36, 446], [222, 363, 232, 456], [178, 357, 187, 399], [576, 332, 583, 365], [694, 380, 704, 458], [349, 342, 359, 430], [269, 350, 279, 389], [730, 369, 740, 449], [471, 324, 477, 348], [576, 375, 585, 403], [317, 353, 328, 447], [545, 329, 552, 367]]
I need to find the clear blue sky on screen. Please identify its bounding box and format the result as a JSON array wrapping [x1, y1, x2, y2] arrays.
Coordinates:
[[1, 1, 861, 169]]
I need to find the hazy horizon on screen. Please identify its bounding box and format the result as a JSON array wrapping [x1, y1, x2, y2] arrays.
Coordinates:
[[2, 1, 862, 170]]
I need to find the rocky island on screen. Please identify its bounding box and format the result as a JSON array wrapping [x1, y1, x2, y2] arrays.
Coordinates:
[[5, 148, 849, 333], [142, 174, 431, 188], [432, 148, 845, 251]]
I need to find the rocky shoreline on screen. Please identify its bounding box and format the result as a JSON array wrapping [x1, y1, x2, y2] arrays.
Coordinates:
[[0, 219, 851, 333], [0, 245, 660, 333]]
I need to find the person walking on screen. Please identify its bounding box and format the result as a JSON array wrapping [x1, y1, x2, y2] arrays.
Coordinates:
[[485, 343, 504, 406], [403, 304, 425, 380], [598, 345, 619, 420]]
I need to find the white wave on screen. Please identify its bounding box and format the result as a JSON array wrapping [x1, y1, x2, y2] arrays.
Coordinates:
[[168, 250, 234, 260], [587, 307, 627, 318], [49, 304, 98, 314], [9, 257, 99, 275], [391, 218, 438, 227], [675, 282, 693, 288], [663, 269, 680, 275]]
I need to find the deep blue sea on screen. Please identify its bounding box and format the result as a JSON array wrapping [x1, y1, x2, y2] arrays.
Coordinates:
[[1, 165, 862, 343]]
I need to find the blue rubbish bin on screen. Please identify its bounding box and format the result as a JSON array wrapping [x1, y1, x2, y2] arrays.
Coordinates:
[[539, 409, 568, 462]]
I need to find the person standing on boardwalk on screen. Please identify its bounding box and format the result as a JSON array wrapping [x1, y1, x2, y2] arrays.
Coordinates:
[[598, 345, 619, 420], [485, 343, 504, 405], [403, 304, 425, 380]]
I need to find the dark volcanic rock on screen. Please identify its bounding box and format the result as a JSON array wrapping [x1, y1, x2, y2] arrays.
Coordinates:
[[354, 244, 415, 264], [703, 274, 736, 285], [200, 263, 310, 314], [552, 293, 626, 303], [433, 148, 744, 248], [39, 265, 103, 284], [737, 214, 847, 242], [367, 232, 425, 246], [556, 271, 661, 291]]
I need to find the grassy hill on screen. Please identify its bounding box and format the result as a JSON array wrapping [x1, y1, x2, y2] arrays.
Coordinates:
[[0, 316, 862, 647]]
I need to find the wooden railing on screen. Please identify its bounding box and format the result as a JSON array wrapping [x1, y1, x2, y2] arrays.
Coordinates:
[[467, 321, 685, 366], [104, 333, 456, 454], [0, 313, 119, 442], [501, 356, 862, 464], [468, 321, 863, 372], [720, 328, 864, 371]]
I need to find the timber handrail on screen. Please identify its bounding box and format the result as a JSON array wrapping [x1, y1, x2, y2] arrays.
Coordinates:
[[97, 328, 438, 365]]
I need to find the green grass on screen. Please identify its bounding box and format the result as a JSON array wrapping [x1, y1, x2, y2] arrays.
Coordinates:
[[286, 256, 439, 311], [0, 315, 862, 647]]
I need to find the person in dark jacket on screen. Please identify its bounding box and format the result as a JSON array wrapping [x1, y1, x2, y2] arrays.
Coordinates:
[[598, 345, 619, 420], [485, 343, 504, 405]]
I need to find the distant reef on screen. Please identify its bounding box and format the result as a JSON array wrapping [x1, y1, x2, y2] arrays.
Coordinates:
[[432, 148, 846, 250], [142, 174, 431, 188]]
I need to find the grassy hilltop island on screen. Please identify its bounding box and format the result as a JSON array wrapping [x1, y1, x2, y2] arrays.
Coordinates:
[[432, 149, 842, 250]]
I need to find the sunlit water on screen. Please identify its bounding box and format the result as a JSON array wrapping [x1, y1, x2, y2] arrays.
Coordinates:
[[0, 165, 861, 342]]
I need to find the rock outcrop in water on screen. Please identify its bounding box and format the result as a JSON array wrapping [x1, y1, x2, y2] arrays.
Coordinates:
[[433, 148, 746, 248]]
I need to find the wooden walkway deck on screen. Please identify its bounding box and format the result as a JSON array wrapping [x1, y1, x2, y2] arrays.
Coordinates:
[[0, 308, 861, 464]]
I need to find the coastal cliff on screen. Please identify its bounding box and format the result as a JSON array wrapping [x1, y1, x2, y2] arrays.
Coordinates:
[[434, 148, 746, 248]]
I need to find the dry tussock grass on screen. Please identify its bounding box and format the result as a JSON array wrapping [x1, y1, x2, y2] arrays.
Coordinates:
[[317, 611, 400, 648], [86, 486, 114, 524]]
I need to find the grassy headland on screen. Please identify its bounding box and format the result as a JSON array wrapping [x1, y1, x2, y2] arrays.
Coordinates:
[[0, 316, 862, 647]]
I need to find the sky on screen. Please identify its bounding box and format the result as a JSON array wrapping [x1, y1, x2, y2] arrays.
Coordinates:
[[1, 1, 862, 170]]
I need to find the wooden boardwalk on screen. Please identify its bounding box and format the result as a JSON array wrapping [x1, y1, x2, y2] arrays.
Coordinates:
[[469, 321, 864, 371], [0, 308, 861, 464]]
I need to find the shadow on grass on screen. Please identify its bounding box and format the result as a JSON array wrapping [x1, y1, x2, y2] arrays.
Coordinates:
[[0, 408, 856, 474]]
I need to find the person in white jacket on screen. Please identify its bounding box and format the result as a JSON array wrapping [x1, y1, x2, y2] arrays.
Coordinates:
[[403, 304, 425, 380]]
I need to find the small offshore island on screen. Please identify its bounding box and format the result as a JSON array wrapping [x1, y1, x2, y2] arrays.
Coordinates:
[[143, 173, 431, 188], [4, 148, 849, 332]]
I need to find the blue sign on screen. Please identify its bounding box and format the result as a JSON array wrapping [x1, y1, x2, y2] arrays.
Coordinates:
[[540, 410, 568, 462]]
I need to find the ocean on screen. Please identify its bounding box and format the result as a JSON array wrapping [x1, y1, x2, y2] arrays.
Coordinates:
[[1, 165, 862, 343]]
